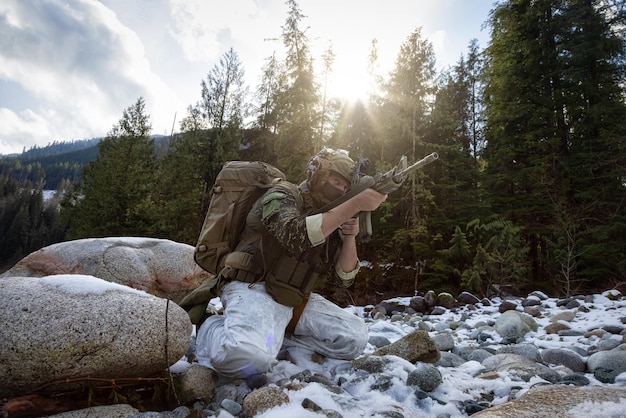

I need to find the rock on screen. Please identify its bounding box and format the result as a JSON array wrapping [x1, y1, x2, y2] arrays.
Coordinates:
[[521, 297, 541, 307], [482, 354, 560, 383], [47, 404, 140, 417], [545, 322, 571, 334], [370, 330, 440, 363], [467, 349, 493, 363], [471, 385, 626, 417], [406, 363, 442, 392], [437, 292, 456, 309], [550, 310, 576, 323], [221, 399, 243, 416], [494, 310, 538, 343], [602, 289, 622, 300], [409, 296, 428, 313], [0, 237, 211, 303], [498, 300, 518, 313], [523, 306, 542, 317], [0, 275, 192, 398], [540, 348, 586, 373], [174, 363, 216, 404], [369, 335, 392, 348], [435, 352, 466, 367], [601, 325, 625, 335], [528, 290, 549, 300], [242, 386, 289, 416], [430, 306, 447, 315], [597, 338, 621, 351], [352, 356, 387, 373], [587, 347, 626, 383], [424, 290, 437, 307], [457, 291, 480, 305], [496, 343, 542, 362], [559, 373, 590, 386], [432, 333, 455, 352]]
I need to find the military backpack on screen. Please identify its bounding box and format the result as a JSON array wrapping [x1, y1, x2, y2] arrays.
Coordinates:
[[194, 160, 288, 275]]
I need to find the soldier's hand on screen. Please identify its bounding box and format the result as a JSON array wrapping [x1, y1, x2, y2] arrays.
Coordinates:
[[353, 188, 387, 212], [339, 217, 359, 237]]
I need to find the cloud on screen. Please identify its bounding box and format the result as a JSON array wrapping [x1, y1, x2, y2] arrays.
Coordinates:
[[0, 108, 51, 154], [168, 0, 267, 63], [0, 0, 181, 151]]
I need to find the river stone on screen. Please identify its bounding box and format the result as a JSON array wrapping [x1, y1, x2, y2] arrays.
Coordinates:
[[174, 363, 217, 404], [47, 404, 140, 417], [496, 343, 542, 362], [541, 348, 586, 373], [587, 348, 626, 383], [481, 353, 560, 383], [471, 385, 626, 418], [0, 237, 211, 303], [550, 310, 576, 323], [370, 330, 440, 363], [242, 386, 290, 416], [494, 310, 538, 343], [432, 333, 455, 352], [0, 274, 192, 398], [406, 363, 443, 392]]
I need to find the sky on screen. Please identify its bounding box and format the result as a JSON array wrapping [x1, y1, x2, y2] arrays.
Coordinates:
[[0, 0, 496, 156]]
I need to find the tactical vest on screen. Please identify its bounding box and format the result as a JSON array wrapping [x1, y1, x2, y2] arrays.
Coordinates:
[[221, 183, 332, 307]]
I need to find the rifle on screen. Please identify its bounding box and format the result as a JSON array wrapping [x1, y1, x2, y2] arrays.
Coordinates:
[[313, 152, 439, 241]]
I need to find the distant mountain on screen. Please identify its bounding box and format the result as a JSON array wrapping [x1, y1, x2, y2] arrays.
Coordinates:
[[0, 136, 170, 190]]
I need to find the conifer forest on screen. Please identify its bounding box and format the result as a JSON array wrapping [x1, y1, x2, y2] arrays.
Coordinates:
[[1, 0, 625, 302]]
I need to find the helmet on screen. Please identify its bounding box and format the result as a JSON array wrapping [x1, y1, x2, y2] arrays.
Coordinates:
[[305, 148, 355, 206]]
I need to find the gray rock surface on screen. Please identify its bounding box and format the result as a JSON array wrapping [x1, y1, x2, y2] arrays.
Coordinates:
[[0, 274, 191, 398], [370, 330, 440, 363], [47, 404, 140, 418], [471, 385, 626, 417], [482, 353, 561, 383], [0, 237, 211, 303], [494, 310, 538, 343]]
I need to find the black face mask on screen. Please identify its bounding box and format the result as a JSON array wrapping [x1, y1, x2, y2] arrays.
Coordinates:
[[321, 181, 345, 202]]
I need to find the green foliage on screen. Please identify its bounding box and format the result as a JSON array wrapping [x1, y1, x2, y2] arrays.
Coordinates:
[[482, 0, 626, 291], [272, 0, 322, 180], [436, 216, 529, 296], [0, 176, 65, 272], [3, 0, 625, 298], [63, 98, 156, 239]]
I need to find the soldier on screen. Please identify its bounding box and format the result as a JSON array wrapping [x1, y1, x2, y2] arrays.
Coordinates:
[[195, 148, 387, 386]]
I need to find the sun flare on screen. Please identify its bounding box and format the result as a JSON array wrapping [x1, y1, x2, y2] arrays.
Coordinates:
[[321, 53, 377, 104]]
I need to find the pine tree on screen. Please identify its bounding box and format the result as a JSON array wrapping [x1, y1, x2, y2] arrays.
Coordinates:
[[483, 0, 626, 291], [427, 40, 490, 290], [175, 48, 249, 226], [64, 98, 155, 238], [274, 0, 321, 179], [378, 27, 438, 268]]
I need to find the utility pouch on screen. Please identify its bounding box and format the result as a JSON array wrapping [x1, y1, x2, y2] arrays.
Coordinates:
[[263, 251, 321, 307], [264, 273, 307, 307]]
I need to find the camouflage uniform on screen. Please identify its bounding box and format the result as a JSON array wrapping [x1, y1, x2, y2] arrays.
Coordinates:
[[195, 149, 367, 380]]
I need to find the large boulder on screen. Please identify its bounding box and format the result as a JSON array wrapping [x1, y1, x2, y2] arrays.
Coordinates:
[[471, 385, 626, 417], [0, 237, 211, 303], [0, 274, 192, 398]]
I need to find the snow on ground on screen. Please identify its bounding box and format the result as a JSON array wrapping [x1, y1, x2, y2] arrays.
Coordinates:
[[173, 291, 626, 417]]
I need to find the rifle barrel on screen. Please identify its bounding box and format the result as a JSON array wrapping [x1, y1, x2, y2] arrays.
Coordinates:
[[392, 152, 439, 182]]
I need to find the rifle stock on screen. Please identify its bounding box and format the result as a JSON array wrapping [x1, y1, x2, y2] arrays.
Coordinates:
[[313, 152, 439, 241]]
